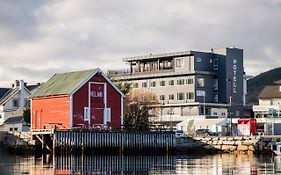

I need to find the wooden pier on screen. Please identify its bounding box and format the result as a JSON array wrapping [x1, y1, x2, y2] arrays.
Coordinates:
[[31, 129, 176, 154]]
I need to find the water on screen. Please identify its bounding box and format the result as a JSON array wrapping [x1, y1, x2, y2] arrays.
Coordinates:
[[0, 147, 281, 174]]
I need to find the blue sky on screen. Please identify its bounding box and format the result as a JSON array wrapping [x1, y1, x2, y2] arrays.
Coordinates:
[[0, 0, 281, 86]]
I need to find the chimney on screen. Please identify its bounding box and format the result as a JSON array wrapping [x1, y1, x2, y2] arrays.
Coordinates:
[[19, 80, 25, 89]]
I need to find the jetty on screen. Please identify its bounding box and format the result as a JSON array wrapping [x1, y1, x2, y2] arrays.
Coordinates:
[[30, 128, 176, 154]]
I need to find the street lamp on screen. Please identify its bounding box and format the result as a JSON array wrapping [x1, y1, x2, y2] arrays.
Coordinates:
[[168, 108, 174, 131], [227, 78, 233, 136]]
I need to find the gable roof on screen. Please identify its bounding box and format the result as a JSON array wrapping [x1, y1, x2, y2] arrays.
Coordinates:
[[259, 85, 281, 99], [26, 84, 41, 93], [0, 88, 11, 99], [0, 87, 20, 105], [31, 69, 98, 98], [4, 116, 24, 124]]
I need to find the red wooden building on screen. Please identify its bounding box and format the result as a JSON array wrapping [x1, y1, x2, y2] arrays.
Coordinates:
[[30, 68, 124, 130]]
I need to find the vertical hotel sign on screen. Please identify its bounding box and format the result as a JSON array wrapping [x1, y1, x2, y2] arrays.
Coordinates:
[[232, 59, 237, 94]]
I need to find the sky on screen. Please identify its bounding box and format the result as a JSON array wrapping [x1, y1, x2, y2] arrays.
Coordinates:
[[0, 0, 281, 87]]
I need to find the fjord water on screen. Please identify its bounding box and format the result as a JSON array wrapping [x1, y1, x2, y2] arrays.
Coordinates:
[[0, 147, 281, 174]]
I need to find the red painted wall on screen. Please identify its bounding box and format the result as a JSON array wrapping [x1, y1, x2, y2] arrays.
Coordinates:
[[31, 96, 70, 130], [73, 73, 122, 129]]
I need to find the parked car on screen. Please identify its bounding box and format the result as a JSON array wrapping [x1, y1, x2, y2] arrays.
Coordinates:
[[175, 130, 185, 138], [195, 129, 218, 136]]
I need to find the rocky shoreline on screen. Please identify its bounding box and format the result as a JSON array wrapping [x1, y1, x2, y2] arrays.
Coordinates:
[[176, 136, 276, 155]]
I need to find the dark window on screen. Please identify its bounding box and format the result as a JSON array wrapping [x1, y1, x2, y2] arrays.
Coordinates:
[[142, 82, 147, 88], [177, 79, 185, 85], [150, 81, 156, 87], [177, 93, 185, 100], [159, 95, 165, 101], [168, 80, 174, 86], [169, 94, 174, 100], [133, 83, 139, 88], [187, 78, 194, 85], [9, 128, 13, 132], [197, 78, 205, 87], [160, 81, 165, 86], [186, 92, 194, 100], [13, 99, 19, 108], [213, 59, 218, 70]]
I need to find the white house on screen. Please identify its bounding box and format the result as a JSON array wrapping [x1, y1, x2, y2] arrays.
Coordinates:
[[0, 80, 40, 126], [253, 80, 281, 135]]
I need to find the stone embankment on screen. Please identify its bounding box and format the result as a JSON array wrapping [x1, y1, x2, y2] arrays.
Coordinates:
[[176, 136, 275, 154]]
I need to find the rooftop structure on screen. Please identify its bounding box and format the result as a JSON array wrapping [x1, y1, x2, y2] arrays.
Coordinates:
[[110, 47, 245, 123]]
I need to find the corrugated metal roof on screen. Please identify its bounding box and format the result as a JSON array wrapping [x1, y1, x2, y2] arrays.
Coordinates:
[[30, 69, 97, 98]]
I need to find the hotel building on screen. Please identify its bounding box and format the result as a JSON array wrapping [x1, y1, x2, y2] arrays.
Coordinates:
[[110, 47, 245, 122]]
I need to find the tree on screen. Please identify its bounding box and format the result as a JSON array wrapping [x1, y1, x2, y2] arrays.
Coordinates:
[[124, 89, 159, 131], [113, 81, 159, 131], [23, 107, 31, 124]]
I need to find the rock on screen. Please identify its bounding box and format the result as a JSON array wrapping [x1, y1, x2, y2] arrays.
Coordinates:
[[212, 141, 218, 145], [243, 140, 258, 145], [247, 150, 254, 155], [203, 145, 214, 150], [212, 137, 219, 141], [237, 145, 248, 151], [220, 137, 227, 141], [227, 137, 234, 141], [223, 141, 235, 145], [248, 145, 255, 151], [217, 140, 223, 145], [234, 136, 243, 141], [221, 145, 237, 151], [214, 145, 221, 150], [235, 141, 242, 145]]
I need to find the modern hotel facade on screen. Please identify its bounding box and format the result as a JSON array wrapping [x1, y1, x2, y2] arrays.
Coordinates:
[[110, 47, 245, 122]]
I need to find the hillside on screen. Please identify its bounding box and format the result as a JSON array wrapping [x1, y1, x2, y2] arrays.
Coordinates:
[[246, 67, 281, 105]]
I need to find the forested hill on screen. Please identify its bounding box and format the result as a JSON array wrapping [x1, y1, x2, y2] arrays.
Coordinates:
[[246, 67, 281, 104]]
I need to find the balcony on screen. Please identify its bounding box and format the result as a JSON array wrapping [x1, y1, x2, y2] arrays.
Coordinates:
[[253, 105, 280, 112]]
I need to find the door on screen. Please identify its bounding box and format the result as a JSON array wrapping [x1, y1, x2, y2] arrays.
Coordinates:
[[89, 82, 106, 127]]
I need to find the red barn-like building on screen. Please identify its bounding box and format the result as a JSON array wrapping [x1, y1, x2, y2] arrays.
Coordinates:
[[30, 68, 124, 130]]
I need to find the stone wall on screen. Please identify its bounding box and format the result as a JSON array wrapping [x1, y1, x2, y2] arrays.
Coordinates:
[[176, 136, 275, 154]]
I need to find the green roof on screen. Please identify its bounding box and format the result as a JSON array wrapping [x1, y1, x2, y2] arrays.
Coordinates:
[[31, 69, 98, 98]]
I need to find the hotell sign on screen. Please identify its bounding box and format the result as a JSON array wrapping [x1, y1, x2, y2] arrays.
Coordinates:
[[232, 58, 237, 94]]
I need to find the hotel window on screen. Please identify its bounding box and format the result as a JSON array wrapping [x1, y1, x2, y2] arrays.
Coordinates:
[[177, 93, 185, 100], [213, 59, 218, 70], [213, 79, 218, 91], [142, 82, 147, 88], [133, 83, 139, 88], [150, 81, 156, 87], [175, 58, 182, 68], [214, 92, 219, 102], [186, 92, 194, 100], [159, 95, 165, 101], [13, 99, 19, 108], [169, 94, 174, 100], [187, 78, 194, 85], [160, 81, 165, 86], [197, 78, 205, 87], [177, 79, 185, 85], [168, 80, 174, 86]]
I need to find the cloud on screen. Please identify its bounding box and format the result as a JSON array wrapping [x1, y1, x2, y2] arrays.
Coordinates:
[[0, 0, 280, 86]]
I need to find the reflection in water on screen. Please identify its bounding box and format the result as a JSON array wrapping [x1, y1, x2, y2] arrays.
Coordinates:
[[1, 146, 281, 175]]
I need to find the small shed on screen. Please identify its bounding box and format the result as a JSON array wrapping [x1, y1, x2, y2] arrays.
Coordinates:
[[30, 68, 124, 131]]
